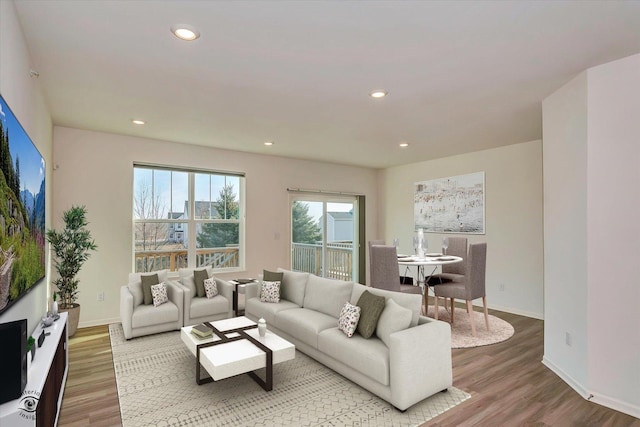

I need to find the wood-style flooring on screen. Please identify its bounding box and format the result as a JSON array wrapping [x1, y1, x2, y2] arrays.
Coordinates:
[[57, 308, 640, 426]]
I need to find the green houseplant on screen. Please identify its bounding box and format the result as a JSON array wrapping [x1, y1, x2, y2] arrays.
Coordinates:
[[46, 206, 97, 336]]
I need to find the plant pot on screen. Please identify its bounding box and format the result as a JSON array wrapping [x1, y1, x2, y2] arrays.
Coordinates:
[[52, 300, 58, 316], [30, 346, 36, 362], [59, 303, 81, 337]]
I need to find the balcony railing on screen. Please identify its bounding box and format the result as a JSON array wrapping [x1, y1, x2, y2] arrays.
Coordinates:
[[134, 247, 239, 273], [291, 241, 353, 281]]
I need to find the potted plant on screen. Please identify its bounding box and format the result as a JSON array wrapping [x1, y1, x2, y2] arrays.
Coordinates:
[[26, 336, 36, 361], [46, 206, 97, 337]]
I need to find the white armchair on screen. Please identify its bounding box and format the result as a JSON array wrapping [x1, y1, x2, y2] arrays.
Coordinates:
[[120, 269, 184, 340], [177, 267, 234, 326]]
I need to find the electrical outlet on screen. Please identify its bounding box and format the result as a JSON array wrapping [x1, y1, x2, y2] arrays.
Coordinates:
[[565, 332, 572, 346], [499, 283, 505, 291], [97, 292, 104, 301]]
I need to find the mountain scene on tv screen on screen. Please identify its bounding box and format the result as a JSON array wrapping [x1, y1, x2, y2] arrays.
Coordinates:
[[0, 97, 46, 313]]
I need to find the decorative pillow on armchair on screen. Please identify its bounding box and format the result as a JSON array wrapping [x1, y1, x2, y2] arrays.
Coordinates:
[[260, 281, 281, 303], [151, 283, 169, 307], [204, 277, 218, 298], [193, 269, 210, 298]]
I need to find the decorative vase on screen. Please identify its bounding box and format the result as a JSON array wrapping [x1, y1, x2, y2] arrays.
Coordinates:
[[52, 300, 58, 316], [30, 346, 36, 362], [258, 318, 267, 338], [417, 228, 426, 258]]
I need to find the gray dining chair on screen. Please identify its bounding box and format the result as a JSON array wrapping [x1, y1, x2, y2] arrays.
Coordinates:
[[370, 245, 422, 295], [427, 236, 467, 285], [433, 242, 488, 336]]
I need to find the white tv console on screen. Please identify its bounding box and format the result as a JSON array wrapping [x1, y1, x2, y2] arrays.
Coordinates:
[[0, 312, 68, 426]]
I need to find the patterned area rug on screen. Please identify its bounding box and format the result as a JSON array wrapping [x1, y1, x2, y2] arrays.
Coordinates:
[[109, 324, 470, 426], [426, 305, 515, 349]]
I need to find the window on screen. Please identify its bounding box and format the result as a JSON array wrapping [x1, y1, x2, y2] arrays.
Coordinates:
[[133, 165, 244, 273]]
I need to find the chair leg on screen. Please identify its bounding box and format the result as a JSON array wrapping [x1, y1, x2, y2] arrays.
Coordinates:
[[467, 300, 476, 336], [434, 294, 439, 320], [483, 296, 490, 331], [450, 298, 455, 324]]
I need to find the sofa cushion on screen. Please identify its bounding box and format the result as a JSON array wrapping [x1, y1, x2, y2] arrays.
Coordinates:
[[350, 283, 422, 327], [303, 275, 353, 319], [193, 269, 210, 298], [317, 327, 390, 386], [376, 298, 413, 347], [275, 308, 337, 349], [263, 269, 284, 282], [356, 290, 386, 339], [338, 302, 361, 338], [128, 270, 169, 307], [260, 280, 281, 303], [141, 273, 160, 305], [277, 268, 309, 306], [151, 283, 168, 307], [204, 277, 218, 298], [179, 267, 213, 296], [190, 295, 229, 319], [131, 300, 179, 328], [245, 298, 299, 325]]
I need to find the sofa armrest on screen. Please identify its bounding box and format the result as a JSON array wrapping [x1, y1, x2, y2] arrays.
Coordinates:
[[245, 282, 260, 300], [388, 316, 453, 410], [120, 286, 134, 340], [165, 280, 184, 324], [216, 278, 234, 315]]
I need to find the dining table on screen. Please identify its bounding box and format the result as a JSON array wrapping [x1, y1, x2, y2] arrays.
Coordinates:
[[397, 253, 463, 314]]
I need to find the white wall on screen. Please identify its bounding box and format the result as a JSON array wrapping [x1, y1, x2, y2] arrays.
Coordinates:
[[543, 53, 640, 418], [380, 140, 544, 319], [0, 0, 53, 335], [51, 127, 378, 327]]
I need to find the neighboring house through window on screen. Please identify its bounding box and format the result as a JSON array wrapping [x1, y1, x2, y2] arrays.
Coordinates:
[[133, 164, 245, 273]]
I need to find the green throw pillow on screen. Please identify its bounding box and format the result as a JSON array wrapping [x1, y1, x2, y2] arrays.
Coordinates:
[[263, 270, 284, 282], [356, 290, 386, 339], [141, 273, 160, 305], [194, 269, 209, 298]]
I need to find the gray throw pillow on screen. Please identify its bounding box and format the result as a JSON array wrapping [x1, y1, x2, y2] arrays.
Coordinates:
[[263, 270, 284, 282], [141, 273, 160, 305], [194, 269, 209, 298], [356, 290, 386, 339]]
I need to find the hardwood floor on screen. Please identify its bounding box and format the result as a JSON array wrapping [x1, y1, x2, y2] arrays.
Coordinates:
[[58, 309, 639, 426]]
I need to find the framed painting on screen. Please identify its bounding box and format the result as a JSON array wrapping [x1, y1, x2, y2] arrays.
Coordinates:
[[414, 172, 485, 234]]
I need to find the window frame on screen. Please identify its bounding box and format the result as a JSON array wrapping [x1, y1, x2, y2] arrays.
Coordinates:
[[133, 163, 245, 274]]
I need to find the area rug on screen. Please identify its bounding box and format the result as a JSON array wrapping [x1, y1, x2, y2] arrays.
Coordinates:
[[426, 305, 515, 349], [109, 324, 470, 426]]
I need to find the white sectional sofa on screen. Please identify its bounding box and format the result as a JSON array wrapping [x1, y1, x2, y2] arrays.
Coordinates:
[[244, 268, 453, 411]]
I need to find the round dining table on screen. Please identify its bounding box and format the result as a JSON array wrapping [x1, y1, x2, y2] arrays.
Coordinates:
[[397, 254, 463, 314]]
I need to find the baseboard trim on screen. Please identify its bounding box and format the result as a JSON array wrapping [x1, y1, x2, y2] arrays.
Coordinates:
[[78, 317, 120, 329], [542, 356, 640, 419], [474, 302, 544, 320]]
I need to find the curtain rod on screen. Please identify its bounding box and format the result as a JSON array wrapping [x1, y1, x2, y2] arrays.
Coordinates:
[[286, 187, 364, 197]]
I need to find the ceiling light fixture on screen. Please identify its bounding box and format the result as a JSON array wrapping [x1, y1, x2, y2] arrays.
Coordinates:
[[369, 90, 388, 99], [132, 119, 145, 125], [264, 141, 274, 146], [399, 142, 409, 148], [171, 24, 200, 41]]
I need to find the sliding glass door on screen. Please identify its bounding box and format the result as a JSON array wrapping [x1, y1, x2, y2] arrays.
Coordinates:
[[290, 196, 358, 282]]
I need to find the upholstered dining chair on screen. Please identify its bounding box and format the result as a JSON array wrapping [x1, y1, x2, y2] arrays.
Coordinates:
[[427, 236, 467, 285], [370, 245, 422, 295], [433, 242, 488, 336]]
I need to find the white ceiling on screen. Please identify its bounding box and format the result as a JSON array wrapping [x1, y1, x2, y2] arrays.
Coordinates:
[[13, 0, 640, 169]]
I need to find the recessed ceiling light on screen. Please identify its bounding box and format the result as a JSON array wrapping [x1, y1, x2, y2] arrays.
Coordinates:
[[369, 90, 388, 99], [132, 119, 145, 125], [264, 141, 274, 146], [171, 24, 200, 41], [399, 142, 409, 148]]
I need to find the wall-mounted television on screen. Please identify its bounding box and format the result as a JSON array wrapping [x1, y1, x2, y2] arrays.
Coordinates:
[[0, 94, 46, 315]]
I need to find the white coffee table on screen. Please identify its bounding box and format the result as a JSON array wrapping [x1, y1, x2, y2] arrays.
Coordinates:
[[180, 316, 295, 391]]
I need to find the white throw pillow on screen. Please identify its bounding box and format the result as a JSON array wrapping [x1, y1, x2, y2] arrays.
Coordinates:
[[260, 281, 281, 303], [376, 298, 413, 347], [338, 301, 361, 338], [151, 283, 169, 307], [204, 277, 218, 299]]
